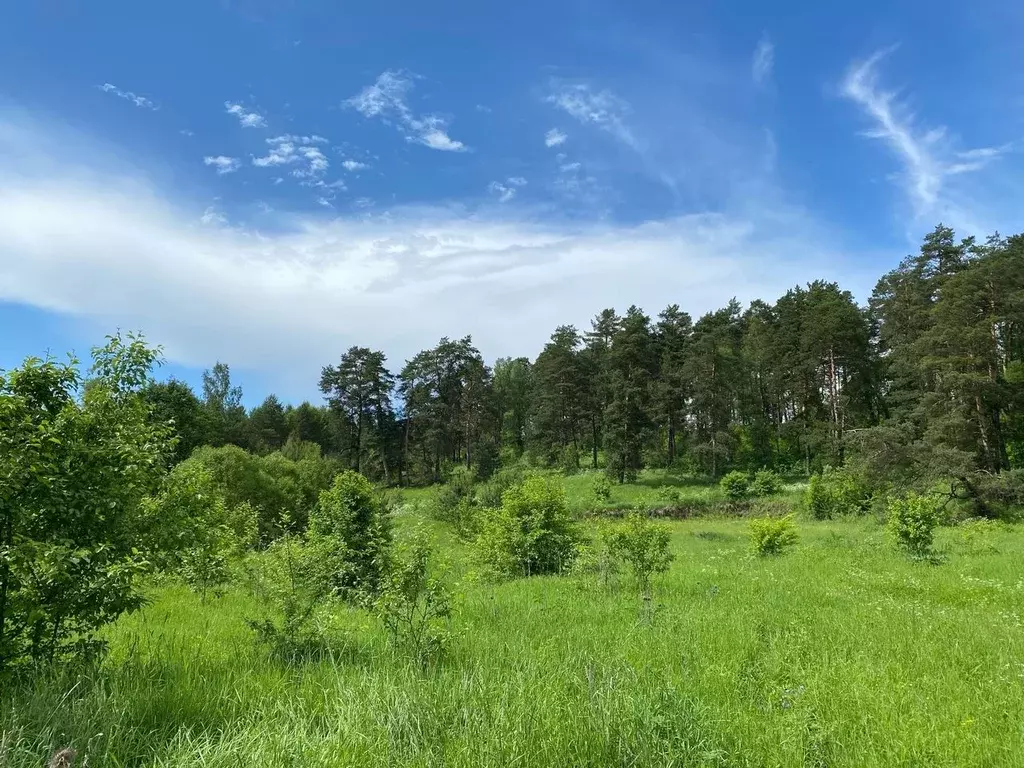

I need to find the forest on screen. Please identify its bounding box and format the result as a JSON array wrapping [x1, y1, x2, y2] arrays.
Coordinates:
[[2, 223, 1023, 767]]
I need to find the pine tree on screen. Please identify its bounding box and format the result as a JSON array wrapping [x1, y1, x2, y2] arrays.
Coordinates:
[[604, 306, 657, 482]]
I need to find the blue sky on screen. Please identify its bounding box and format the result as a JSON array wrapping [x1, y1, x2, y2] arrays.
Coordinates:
[[1, 0, 1022, 405]]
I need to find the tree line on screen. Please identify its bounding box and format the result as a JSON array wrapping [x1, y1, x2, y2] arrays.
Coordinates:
[[145, 224, 1024, 492]]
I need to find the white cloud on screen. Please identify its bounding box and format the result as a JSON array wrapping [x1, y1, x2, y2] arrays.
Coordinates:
[[203, 155, 241, 174], [225, 102, 267, 128], [253, 136, 329, 178], [180, 129, 195, 137], [488, 177, 528, 203], [200, 206, 228, 225], [545, 128, 568, 147], [546, 81, 638, 149], [342, 159, 369, 171], [346, 71, 468, 152], [98, 83, 158, 110], [475, 104, 493, 113], [841, 48, 1010, 226], [0, 113, 874, 398], [752, 34, 774, 86]]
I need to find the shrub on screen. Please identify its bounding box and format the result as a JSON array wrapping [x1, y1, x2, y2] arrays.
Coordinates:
[[720, 471, 751, 501], [309, 471, 392, 602], [607, 512, 674, 594], [806, 467, 871, 519], [887, 492, 940, 558], [141, 462, 258, 598], [559, 444, 581, 475], [749, 514, 798, 556], [593, 474, 613, 504], [475, 476, 581, 579], [570, 522, 622, 589], [431, 465, 478, 537], [243, 533, 333, 660], [375, 535, 453, 666], [657, 486, 683, 506], [751, 469, 783, 497], [0, 334, 171, 670], [477, 465, 527, 509]]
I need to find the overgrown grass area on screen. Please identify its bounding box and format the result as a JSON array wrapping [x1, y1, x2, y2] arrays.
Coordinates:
[[3, 514, 1023, 767]]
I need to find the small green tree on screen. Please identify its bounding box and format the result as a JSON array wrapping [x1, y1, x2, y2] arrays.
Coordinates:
[[309, 471, 392, 602], [806, 467, 870, 519], [749, 515, 798, 556], [720, 471, 750, 501], [475, 476, 581, 578], [592, 474, 613, 504], [0, 333, 172, 670], [751, 469, 783, 497], [375, 535, 453, 666], [243, 531, 332, 660], [607, 512, 674, 594], [887, 492, 941, 558]]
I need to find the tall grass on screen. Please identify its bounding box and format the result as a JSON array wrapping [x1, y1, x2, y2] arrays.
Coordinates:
[[3, 518, 1023, 766]]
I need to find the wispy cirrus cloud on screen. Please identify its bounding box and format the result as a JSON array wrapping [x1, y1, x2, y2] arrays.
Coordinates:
[[546, 81, 637, 150], [752, 34, 774, 86], [488, 176, 527, 203], [203, 155, 241, 174], [545, 128, 567, 147], [841, 47, 1011, 228], [346, 71, 467, 152], [98, 83, 158, 110], [342, 159, 368, 171], [225, 102, 267, 128]]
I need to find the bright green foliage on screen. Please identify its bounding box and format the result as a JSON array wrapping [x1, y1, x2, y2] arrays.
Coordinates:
[[0, 333, 171, 670], [186, 444, 338, 541], [242, 533, 333, 660], [141, 463, 258, 598], [806, 467, 870, 519], [749, 514, 798, 556], [592, 474, 613, 503], [309, 471, 392, 601], [606, 512, 674, 594], [887, 492, 941, 558], [375, 535, 453, 666], [719, 471, 751, 500], [475, 477, 581, 579], [477, 465, 527, 509], [751, 469, 783, 497]]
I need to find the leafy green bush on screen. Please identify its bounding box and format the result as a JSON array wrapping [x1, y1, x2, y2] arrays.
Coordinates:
[[0, 333, 172, 670], [243, 533, 334, 660], [477, 465, 527, 509], [751, 469, 783, 497], [657, 486, 683, 505], [806, 467, 871, 519], [592, 474, 613, 504], [141, 462, 258, 598], [570, 522, 622, 589], [475, 476, 581, 579], [309, 471, 392, 602], [559, 444, 581, 475], [719, 471, 751, 501], [187, 444, 339, 543], [375, 535, 453, 666], [749, 514, 798, 556], [606, 512, 674, 594], [887, 492, 940, 558]]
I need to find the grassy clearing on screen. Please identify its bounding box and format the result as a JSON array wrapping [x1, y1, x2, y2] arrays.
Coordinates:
[[3, 513, 1024, 767], [399, 468, 807, 516]]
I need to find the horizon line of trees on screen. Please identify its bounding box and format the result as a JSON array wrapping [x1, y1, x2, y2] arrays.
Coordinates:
[[139, 224, 1024, 489]]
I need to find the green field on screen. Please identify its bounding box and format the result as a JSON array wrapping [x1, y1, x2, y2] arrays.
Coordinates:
[[3, 509, 1023, 767]]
